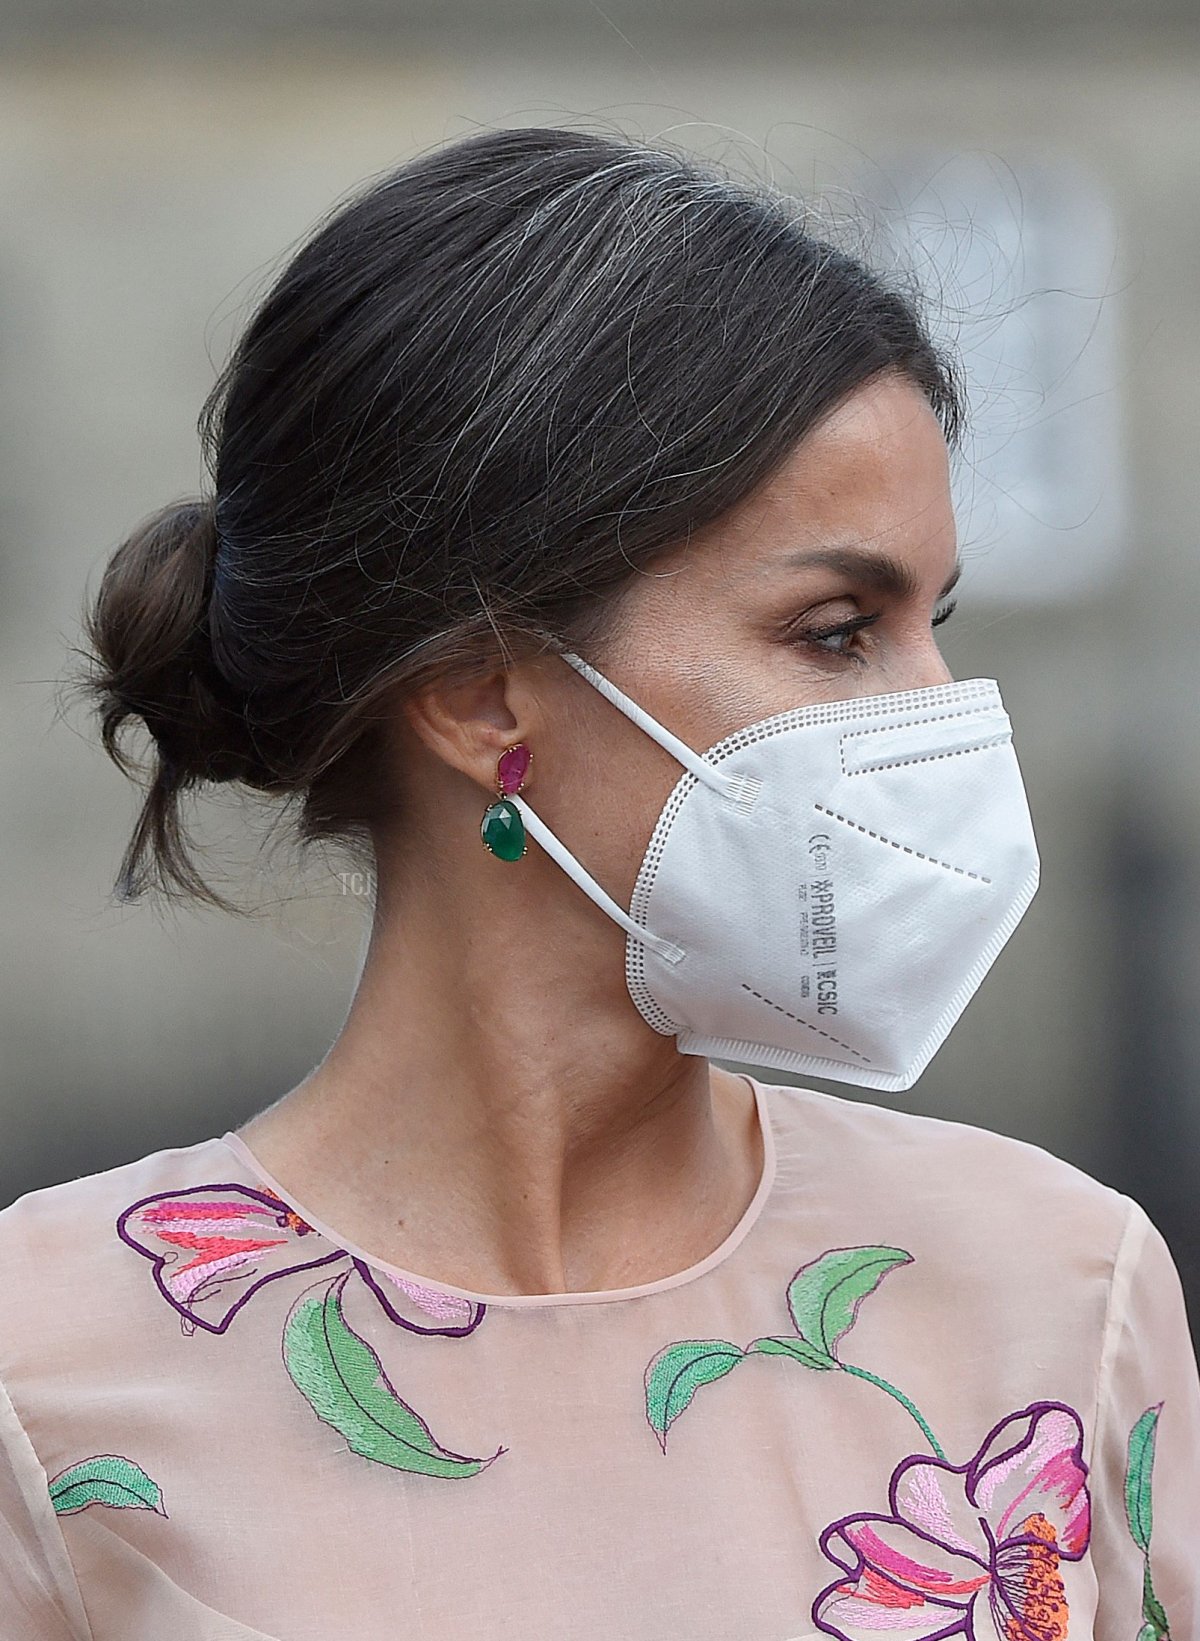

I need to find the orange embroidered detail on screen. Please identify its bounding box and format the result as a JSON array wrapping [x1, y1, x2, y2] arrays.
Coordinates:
[[257, 1185, 316, 1236], [1002, 1513, 1069, 1641]]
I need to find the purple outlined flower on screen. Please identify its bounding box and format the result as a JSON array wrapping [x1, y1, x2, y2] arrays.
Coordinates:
[[812, 1401, 1090, 1641], [117, 1182, 484, 1339]]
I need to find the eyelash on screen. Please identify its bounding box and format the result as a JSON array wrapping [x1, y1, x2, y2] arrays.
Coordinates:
[[794, 599, 958, 663]]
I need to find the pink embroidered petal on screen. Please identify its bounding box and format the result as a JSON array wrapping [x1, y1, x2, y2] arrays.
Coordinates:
[[353, 1260, 485, 1337], [117, 1183, 343, 1335], [836, 1518, 989, 1603], [890, 1456, 990, 1561], [813, 1568, 970, 1641], [392, 1274, 478, 1323], [968, 1402, 1090, 1559]]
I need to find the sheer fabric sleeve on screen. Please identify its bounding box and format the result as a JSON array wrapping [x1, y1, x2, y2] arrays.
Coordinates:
[[1090, 1195, 1200, 1641], [0, 1372, 91, 1640]]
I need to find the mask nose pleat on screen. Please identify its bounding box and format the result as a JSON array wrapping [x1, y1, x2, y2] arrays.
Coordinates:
[[839, 709, 1012, 776]]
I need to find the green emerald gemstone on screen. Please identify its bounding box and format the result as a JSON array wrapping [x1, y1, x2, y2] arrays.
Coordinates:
[[481, 798, 526, 861]]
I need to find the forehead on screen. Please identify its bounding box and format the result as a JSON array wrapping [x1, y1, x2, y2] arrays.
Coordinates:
[[696, 372, 956, 577]]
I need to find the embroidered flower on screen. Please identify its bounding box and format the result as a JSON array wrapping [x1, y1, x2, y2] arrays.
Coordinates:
[[117, 1181, 484, 1338], [813, 1400, 1090, 1641]]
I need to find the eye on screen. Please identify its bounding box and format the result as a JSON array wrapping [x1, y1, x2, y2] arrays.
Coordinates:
[[791, 613, 881, 663], [788, 598, 959, 665]]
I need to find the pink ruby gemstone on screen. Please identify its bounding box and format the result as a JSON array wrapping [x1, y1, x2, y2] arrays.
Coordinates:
[[497, 744, 531, 794]]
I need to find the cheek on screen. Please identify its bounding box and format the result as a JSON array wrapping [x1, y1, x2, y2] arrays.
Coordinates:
[[609, 632, 793, 752], [545, 704, 685, 909]]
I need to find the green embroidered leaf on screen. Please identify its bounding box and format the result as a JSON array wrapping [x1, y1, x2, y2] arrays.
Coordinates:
[[745, 1334, 838, 1371], [283, 1273, 504, 1478], [786, 1246, 912, 1360], [1141, 1558, 1171, 1640], [48, 1455, 166, 1517], [1125, 1403, 1162, 1553], [644, 1339, 745, 1452]]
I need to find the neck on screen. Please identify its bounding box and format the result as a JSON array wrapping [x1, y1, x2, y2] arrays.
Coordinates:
[[236, 855, 763, 1297]]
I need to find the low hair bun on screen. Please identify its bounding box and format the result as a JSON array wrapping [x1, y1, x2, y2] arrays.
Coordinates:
[[77, 496, 273, 909]]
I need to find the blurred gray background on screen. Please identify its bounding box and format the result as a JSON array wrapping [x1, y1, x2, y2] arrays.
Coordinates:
[[2, 2, 1197, 1340]]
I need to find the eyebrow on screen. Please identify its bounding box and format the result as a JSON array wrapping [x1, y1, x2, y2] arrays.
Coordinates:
[[781, 546, 963, 602]]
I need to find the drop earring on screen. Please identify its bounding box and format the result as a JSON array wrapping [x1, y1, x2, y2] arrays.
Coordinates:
[[480, 743, 532, 861]]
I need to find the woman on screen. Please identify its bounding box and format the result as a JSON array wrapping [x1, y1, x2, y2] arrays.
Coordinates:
[[1, 125, 1195, 1641]]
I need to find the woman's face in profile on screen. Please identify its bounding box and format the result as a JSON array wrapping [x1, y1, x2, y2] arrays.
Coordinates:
[[595, 368, 961, 726], [540, 369, 964, 911]]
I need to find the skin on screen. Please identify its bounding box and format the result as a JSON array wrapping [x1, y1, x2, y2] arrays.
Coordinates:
[[233, 369, 962, 1297]]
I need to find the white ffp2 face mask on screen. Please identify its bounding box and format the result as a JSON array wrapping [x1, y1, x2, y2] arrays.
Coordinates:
[[510, 653, 1040, 1093]]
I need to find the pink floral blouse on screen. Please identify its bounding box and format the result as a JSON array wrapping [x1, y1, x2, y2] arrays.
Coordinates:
[[1, 1075, 1196, 1640]]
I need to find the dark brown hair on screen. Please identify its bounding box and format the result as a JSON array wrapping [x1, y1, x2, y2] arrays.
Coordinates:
[[74, 124, 964, 915]]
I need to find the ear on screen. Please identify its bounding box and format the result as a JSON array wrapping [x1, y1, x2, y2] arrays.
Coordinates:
[[402, 662, 538, 793]]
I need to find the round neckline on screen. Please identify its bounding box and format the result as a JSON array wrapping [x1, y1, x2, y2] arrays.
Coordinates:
[[218, 1072, 778, 1309]]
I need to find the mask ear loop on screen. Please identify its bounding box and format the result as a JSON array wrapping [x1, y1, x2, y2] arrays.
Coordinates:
[[504, 651, 754, 968], [559, 653, 746, 801], [510, 796, 684, 965]]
